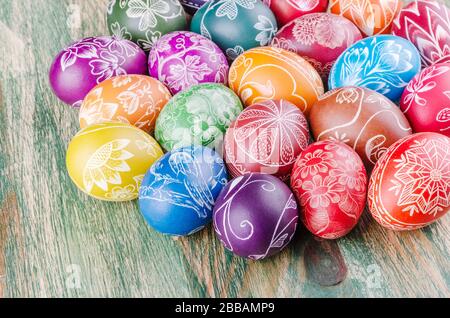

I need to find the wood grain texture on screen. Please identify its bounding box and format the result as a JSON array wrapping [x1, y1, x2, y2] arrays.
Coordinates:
[[0, 0, 449, 298]]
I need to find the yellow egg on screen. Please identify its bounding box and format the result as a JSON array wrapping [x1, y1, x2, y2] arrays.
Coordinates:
[[66, 122, 163, 201]]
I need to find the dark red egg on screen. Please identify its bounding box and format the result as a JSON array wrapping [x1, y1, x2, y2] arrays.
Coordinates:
[[271, 13, 362, 80], [291, 140, 367, 239], [224, 100, 309, 180]]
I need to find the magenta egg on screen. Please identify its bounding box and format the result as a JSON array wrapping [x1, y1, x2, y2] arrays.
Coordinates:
[[213, 173, 299, 260], [400, 62, 450, 137], [49, 36, 147, 107], [271, 13, 362, 80], [148, 31, 229, 95], [392, 0, 450, 66]]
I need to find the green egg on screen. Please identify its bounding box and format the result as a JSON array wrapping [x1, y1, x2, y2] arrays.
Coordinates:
[[106, 0, 188, 52], [155, 83, 243, 152]]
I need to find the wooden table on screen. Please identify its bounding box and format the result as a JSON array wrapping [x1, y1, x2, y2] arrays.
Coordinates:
[[0, 0, 449, 298]]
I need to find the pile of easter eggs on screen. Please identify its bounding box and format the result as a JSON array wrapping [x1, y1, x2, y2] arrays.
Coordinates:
[[50, 0, 450, 260]]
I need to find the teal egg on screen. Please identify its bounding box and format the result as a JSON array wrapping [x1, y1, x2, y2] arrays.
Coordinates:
[[106, 0, 188, 52], [191, 0, 278, 60]]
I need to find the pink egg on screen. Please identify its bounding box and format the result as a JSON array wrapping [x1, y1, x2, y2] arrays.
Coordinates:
[[271, 13, 362, 80], [49, 36, 148, 108], [400, 63, 450, 137], [263, 0, 329, 26], [291, 140, 367, 239], [392, 0, 450, 67]]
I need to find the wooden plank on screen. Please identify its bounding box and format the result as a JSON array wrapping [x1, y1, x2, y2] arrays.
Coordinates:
[[0, 0, 449, 298]]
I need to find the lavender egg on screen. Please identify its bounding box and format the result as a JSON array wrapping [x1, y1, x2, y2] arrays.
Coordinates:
[[149, 31, 229, 95], [49, 36, 147, 107], [213, 173, 299, 260]]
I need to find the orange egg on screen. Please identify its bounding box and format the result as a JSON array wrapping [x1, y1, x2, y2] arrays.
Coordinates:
[[329, 0, 402, 36], [228, 46, 324, 117], [79, 75, 171, 134]]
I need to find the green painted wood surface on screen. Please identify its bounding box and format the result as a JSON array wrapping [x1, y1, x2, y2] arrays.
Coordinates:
[[0, 0, 449, 298]]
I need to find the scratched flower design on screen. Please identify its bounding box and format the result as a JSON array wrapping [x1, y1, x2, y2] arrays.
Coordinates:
[[105, 184, 137, 201], [89, 51, 127, 83], [110, 22, 132, 41], [388, 138, 450, 216], [126, 0, 171, 31], [296, 149, 337, 179], [80, 88, 119, 126], [330, 159, 366, 191], [60, 39, 99, 71], [83, 139, 134, 193], [137, 30, 162, 51], [300, 175, 341, 209], [166, 55, 212, 92], [191, 113, 221, 145], [402, 64, 450, 112], [254, 15, 277, 46], [335, 38, 416, 95], [216, 0, 258, 20]]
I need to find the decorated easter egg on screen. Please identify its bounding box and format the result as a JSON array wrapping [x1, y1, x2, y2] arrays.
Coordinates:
[[213, 173, 298, 259], [271, 13, 362, 79], [49, 36, 147, 108], [139, 145, 228, 236], [291, 141, 367, 239], [148, 31, 229, 95], [224, 100, 309, 180], [106, 0, 187, 52], [310, 87, 412, 168], [155, 83, 243, 151], [329, 35, 421, 102], [79, 75, 171, 134], [228, 46, 324, 116], [262, 0, 328, 26], [180, 0, 209, 15], [400, 63, 450, 137], [66, 122, 163, 201], [368, 132, 450, 231], [329, 0, 402, 36], [392, 0, 450, 67], [191, 0, 278, 60]]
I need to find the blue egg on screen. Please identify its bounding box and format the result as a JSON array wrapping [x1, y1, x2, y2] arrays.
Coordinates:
[[139, 145, 228, 236], [329, 35, 421, 101]]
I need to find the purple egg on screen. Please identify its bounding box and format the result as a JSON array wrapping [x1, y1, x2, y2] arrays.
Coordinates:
[[148, 31, 229, 95], [213, 173, 299, 260], [180, 0, 209, 15], [49, 36, 147, 107]]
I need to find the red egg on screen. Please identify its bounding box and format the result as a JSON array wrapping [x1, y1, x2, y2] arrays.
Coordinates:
[[291, 140, 367, 239], [400, 63, 450, 137], [224, 100, 309, 180], [368, 133, 450, 231], [271, 13, 362, 80], [392, 0, 450, 67], [263, 0, 328, 26]]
